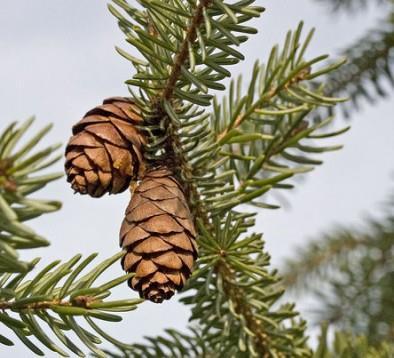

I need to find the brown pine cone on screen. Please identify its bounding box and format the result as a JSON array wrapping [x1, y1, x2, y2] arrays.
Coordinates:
[[120, 167, 198, 303], [65, 97, 146, 197]]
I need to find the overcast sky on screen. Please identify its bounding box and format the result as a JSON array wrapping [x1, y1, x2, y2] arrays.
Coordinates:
[[1, 1, 393, 356]]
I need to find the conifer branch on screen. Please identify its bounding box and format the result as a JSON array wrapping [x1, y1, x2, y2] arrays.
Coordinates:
[[281, 196, 394, 344], [101, 18, 347, 356], [314, 1, 394, 115], [205, 24, 348, 213], [182, 212, 311, 356], [0, 119, 62, 273], [0, 252, 144, 356], [174, 24, 348, 355], [216, 67, 311, 142], [281, 231, 363, 290], [162, 0, 213, 101], [2, 0, 387, 355], [0, 295, 132, 311], [218, 262, 271, 355], [314, 324, 394, 358], [315, 0, 387, 13], [324, 11, 394, 114]]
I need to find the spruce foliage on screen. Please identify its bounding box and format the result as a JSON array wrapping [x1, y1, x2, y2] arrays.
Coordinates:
[[1, 1, 387, 356]]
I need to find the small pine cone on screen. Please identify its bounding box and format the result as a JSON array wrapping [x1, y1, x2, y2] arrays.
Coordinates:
[[65, 97, 146, 197], [120, 167, 198, 303]]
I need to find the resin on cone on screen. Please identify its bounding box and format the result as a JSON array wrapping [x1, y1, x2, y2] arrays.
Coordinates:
[[65, 97, 146, 197], [120, 167, 198, 303]]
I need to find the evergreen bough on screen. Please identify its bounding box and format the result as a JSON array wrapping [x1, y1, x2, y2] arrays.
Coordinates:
[[1, 1, 385, 356]]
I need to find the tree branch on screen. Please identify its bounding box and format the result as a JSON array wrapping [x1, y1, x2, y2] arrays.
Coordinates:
[[162, 0, 213, 101], [218, 261, 271, 356], [0, 295, 96, 311], [217, 68, 311, 142]]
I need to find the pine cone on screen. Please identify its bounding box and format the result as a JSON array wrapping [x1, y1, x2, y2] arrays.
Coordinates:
[[120, 167, 198, 303], [65, 97, 145, 197]]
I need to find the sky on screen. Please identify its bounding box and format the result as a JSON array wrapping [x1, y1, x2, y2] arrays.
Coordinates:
[[0, 0, 393, 356]]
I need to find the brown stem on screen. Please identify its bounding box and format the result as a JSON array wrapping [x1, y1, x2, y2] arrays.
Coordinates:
[[149, 0, 214, 226], [162, 0, 213, 101], [162, 123, 211, 228], [218, 262, 271, 357]]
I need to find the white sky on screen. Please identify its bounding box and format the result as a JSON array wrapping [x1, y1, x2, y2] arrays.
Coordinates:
[[0, 1, 393, 356]]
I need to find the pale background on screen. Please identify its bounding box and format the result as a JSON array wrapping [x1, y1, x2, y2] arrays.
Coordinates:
[[0, 1, 393, 356]]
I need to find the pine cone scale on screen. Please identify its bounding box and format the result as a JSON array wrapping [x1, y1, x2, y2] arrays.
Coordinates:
[[126, 194, 149, 212], [86, 104, 129, 120], [133, 237, 172, 254], [85, 123, 129, 147], [109, 118, 144, 147], [71, 155, 91, 170], [151, 198, 190, 217], [137, 179, 163, 192], [152, 251, 183, 270], [107, 101, 144, 122], [122, 252, 142, 271], [98, 171, 112, 188], [138, 215, 184, 234], [127, 202, 166, 222], [174, 217, 197, 236], [140, 186, 178, 201], [69, 132, 101, 147], [123, 237, 147, 249], [104, 143, 133, 175], [72, 115, 109, 133], [103, 97, 143, 120], [84, 148, 111, 171], [150, 177, 181, 187], [161, 232, 194, 251], [136, 259, 158, 277]]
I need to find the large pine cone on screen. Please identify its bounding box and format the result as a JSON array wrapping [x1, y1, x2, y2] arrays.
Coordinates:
[[120, 167, 198, 303], [65, 97, 145, 197]]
